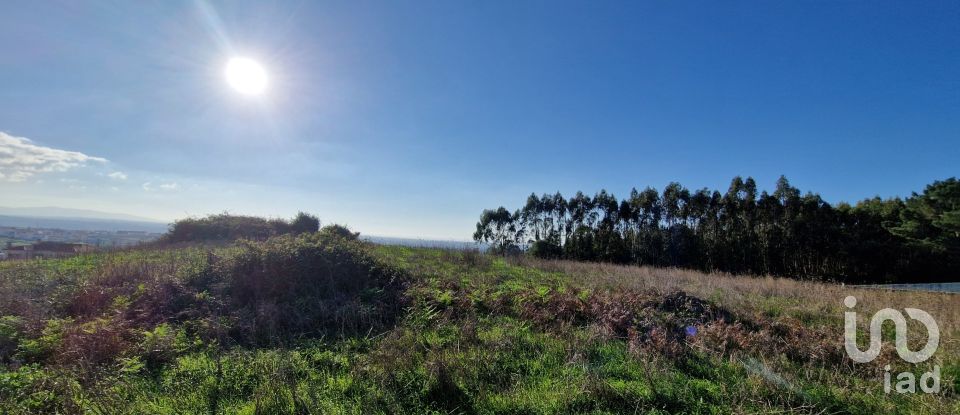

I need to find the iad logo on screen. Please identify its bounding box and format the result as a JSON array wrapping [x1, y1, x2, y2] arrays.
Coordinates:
[[843, 296, 940, 393]]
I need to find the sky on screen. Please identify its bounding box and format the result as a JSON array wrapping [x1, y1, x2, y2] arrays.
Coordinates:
[[1, 1, 958, 240]]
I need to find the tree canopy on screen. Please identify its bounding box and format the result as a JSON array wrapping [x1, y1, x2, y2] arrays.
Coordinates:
[[474, 176, 960, 283]]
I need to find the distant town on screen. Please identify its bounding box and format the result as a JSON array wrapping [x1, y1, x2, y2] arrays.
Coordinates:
[[0, 225, 163, 260]]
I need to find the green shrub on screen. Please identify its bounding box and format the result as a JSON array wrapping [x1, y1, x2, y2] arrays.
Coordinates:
[[139, 323, 195, 371], [317, 224, 359, 240], [290, 212, 321, 235], [528, 238, 563, 259], [16, 318, 71, 363], [0, 364, 78, 414], [220, 231, 405, 345], [160, 212, 321, 244], [0, 316, 23, 364]]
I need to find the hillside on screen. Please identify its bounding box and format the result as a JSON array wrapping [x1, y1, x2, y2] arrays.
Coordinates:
[[0, 227, 957, 413]]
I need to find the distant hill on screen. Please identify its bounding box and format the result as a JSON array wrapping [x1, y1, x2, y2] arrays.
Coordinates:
[[0, 206, 160, 222], [0, 207, 168, 233]]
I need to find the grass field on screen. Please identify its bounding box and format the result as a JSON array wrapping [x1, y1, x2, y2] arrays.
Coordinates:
[[0, 231, 956, 414]]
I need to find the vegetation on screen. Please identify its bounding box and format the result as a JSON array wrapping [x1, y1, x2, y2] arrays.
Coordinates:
[[0, 215, 956, 413], [159, 212, 321, 244], [475, 176, 960, 283]]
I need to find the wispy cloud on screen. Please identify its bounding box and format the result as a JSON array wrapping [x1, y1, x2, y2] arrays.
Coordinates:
[[143, 181, 179, 191], [107, 171, 128, 180], [0, 132, 106, 182]]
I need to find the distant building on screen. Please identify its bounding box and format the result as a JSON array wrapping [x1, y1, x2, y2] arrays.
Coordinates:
[[3, 242, 94, 260]]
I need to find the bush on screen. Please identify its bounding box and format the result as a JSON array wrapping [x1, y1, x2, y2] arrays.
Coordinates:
[[0, 223, 399, 374], [159, 212, 321, 244], [0, 364, 79, 414], [290, 212, 321, 235], [317, 224, 359, 240], [0, 316, 23, 365], [220, 231, 405, 345], [528, 239, 563, 259]]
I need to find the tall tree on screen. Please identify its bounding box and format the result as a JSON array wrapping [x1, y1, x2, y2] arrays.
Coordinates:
[[474, 176, 960, 283]]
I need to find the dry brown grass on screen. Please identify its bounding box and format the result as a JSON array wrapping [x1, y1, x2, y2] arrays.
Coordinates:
[[509, 256, 960, 356]]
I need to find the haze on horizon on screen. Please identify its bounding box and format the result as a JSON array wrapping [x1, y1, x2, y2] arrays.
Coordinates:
[[1, 1, 957, 240]]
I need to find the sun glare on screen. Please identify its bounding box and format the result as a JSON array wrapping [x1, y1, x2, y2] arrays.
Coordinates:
[[225, 57, 268, 96]]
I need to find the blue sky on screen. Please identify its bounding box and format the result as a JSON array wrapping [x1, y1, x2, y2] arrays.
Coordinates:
[[1, 1, 957, 239]]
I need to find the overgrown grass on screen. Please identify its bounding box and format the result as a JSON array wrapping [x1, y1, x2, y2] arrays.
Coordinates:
[[0, 236, 956, 413]]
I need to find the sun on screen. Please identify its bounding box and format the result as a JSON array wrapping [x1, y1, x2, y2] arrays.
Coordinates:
[[224, 57, 268, 96]]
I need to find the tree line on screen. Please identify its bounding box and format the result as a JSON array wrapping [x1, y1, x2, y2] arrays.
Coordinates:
[[474, 176, 960, 283]]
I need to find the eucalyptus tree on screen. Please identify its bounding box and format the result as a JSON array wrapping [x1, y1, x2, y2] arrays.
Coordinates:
[[565, 192, 594, 236], [474, 176, 960, 283], [473, 207, 522, 254]]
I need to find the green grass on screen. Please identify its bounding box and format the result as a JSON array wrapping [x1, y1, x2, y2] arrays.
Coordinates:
[[0, 235, 956, 414]]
